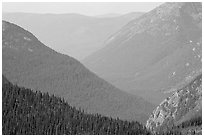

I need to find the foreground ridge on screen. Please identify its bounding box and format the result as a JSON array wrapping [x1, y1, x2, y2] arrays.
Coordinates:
[[2, 75, 150, 135], [2, 74, 202, 135]]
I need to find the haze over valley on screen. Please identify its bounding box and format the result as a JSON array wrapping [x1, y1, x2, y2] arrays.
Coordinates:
[[2, 2, 202, 135], [3, 12, 143, 60]]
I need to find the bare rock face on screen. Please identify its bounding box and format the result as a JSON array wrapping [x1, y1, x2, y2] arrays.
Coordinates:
[[146, 73, 202, 134]]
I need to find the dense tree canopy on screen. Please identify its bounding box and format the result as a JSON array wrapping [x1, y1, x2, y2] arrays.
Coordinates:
[[2, 76, 150, 135]]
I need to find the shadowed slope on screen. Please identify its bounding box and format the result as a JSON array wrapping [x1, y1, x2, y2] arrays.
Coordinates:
[[2, 21, 154, 123]]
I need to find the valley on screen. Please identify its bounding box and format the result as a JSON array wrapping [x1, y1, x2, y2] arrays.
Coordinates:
[[2, 2, 202, 135]]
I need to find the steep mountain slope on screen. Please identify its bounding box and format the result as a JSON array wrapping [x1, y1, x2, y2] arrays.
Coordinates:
[[83, 2, 202, 104], [3, 12, 143, 60], [2, 21, 154, 123], [2, 75, 150, 135], [146, 74, 202, 134]]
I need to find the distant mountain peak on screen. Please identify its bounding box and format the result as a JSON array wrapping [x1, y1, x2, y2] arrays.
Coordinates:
[[83, 2, 202, 105], [111, 2, 202, 45]]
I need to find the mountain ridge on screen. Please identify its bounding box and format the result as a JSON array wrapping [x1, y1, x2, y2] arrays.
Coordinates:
[[3, 12, 143, 60], [2, 20, 154, 123], [83, 2, 202, 104]]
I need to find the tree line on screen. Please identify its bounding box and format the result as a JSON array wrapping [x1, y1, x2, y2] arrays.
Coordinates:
[[2, 75, 150, 135], [2, 75, 201, 135], [158, 116, 202, 135]]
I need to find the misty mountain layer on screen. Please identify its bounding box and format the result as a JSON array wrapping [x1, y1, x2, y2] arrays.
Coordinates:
[[3, 12, 143, 60]]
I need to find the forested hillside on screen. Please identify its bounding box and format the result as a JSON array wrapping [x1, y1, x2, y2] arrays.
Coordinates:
[[2, 2, 202, 135], [2, 20, 154, 123], [2, 75, 201, 135], [164, 116, 202, 135], [2, 76, 150, 135]]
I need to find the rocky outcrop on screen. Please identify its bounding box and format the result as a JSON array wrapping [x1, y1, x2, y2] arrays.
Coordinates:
[[146, 73, 202, 134]]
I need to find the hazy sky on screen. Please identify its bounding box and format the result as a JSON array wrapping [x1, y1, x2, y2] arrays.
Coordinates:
[[3, 2, 163, 16]]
